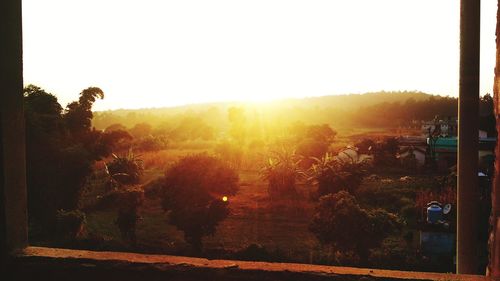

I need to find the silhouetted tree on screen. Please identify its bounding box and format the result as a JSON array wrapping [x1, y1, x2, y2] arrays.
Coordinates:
[[288, 123, 336, 168], [310, 191, 400, 264], [89, 129, 133, 156], [105, 123, 127, 132], [296, 138, 330, 168], [65, 87, 104, 135], [159, 154, 239, 252], [129, 122, 153, 139], [479, 93, 497, 137], [115, 188, 144, 246], [24, 85, 112, 238], [169, 117, 214, 141], [305, 124, 337, 144], [133, 135, 168, 152]]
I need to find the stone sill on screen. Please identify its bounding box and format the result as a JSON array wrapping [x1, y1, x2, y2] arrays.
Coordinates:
[[5, 246, 493, 281]]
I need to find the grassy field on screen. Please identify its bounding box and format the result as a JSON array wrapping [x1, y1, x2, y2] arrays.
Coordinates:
[[85, 157, 322, 262], [76, 127, 451, 269]]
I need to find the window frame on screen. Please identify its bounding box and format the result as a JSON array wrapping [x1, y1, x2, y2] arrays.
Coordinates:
[[0, 0, 493, 279]]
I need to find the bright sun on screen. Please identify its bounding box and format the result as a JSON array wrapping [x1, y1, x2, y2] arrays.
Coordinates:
[[21, 0, 496, 110]]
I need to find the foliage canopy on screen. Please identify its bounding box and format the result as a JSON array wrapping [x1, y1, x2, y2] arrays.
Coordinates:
[[159, 154, 239, 251]]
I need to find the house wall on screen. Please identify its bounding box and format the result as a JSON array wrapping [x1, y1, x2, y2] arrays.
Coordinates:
[[414, 151, 426, 167]]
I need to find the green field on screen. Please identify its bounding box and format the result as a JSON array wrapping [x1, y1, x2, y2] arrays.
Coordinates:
[[77, 141, 448, 270]]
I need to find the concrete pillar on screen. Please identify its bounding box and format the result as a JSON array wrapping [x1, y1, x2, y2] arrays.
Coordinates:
[[488, 1, 500, 277], [0, 0, 28, 252], [457, 0, 480, 274]]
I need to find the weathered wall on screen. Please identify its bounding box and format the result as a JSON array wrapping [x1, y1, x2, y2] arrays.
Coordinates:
[[5, 247, 488, 281]]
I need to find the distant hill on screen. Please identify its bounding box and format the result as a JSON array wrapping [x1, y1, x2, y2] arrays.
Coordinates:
[[92, 91, 453, 130], [96, 91, 436, 115], [274, 91, 434, 109]]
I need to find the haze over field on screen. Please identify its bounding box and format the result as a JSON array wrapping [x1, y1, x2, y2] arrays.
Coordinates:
[[92, 91, 481, 133], [22, 0, 497, 111]]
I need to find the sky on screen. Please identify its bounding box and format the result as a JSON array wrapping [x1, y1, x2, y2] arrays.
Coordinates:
[[22, 0, 497, 111]]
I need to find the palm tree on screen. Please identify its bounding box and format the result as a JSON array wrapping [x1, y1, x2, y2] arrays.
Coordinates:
[[106, 150, 144, 186], [308, 150, 369, 198], [260, 145, 305, 198]]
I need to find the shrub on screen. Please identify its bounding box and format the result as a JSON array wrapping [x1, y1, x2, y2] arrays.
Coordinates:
[[98, 129, 133, 154], [159, 154, 239, 252], [415, 186, 456, 222], [354, 138, 376, 154], [415, 187, 456, 210], [310, 191, 401, 263], [129, 122, 152, 138], [400, 204, 417, 225], [260, 147, 305, 198], [133, 135, 168, 152], [372, 137, 399, 167], [106, 150, 144, 185], [355, 179, 418, 213], [308, 153, 368, 198], [143, 177, 165, 199], [305, 124, 337, 144], [55, 209, 87, 242], [234, 244, 273, 261], [115, 188, 144, 246], [296, 138, 330, 168]]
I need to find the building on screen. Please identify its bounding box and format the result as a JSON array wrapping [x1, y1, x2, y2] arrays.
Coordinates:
[[428, 137, 496, 173], [398, 146, 427, 168], [421, 117, 458, 138]]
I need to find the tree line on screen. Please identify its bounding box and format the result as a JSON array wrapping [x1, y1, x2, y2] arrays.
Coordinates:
[[92, 92, 496, 137]]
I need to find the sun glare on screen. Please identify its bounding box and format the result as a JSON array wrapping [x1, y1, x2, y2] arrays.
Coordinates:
[[19, 0, 497, 273], [21, 0, 497, 110]]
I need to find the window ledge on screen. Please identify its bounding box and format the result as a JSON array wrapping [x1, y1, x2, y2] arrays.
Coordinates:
[[6, 246, 491, 281]]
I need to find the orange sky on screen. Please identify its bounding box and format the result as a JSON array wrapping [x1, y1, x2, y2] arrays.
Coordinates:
[[22, 0, 497, 110]]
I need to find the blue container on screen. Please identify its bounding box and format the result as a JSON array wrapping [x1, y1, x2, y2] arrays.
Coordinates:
[[427, 203, 443, 224], [420, 231, 455, 255]]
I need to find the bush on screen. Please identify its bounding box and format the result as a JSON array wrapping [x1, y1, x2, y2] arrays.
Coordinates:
[[305, 124, 337, 143], [356, 179, 417, 213], [106, 150, 144, 185], [159, 154, 239, 251], [99, 129, 133, 154], [369, 237, 418, 270], [400, 204, 417, 225], [234, 244, 273, 262], [260, 147, 305, 198], [354, 138, 376, 154], [373, 137, 399, 167], [296, 138, 330, 168], [143, 177, 165, 199], [115, 188, 144, 246], [310, 191, 401, 263], [55, 209, 86, 242], [133, 135, 168, 152], [308, 153, 368, 198]]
